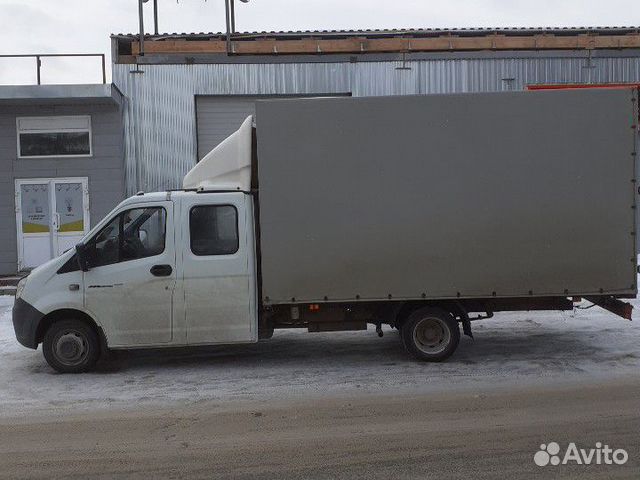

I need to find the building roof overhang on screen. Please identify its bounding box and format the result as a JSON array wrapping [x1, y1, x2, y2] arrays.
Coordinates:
[[0, 83, 123, 106]]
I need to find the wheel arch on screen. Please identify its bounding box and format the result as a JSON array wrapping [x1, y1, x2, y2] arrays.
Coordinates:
[[394, 300, 463, 329], [35, 309, 108, 350]]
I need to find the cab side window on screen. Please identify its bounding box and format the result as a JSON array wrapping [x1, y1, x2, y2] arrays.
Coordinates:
[[88, 207, 166, 267], [190, 205, 239, 256]]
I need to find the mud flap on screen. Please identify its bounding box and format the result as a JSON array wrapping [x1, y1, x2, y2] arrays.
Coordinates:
[[455, 302, 473, 339], [461, 318, 473, 338]]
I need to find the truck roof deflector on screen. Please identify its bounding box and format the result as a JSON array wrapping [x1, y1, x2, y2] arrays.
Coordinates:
[[183, 115, 253, 191]]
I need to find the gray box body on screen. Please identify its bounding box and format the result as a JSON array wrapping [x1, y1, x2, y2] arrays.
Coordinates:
[[255, 90, 637, 304]]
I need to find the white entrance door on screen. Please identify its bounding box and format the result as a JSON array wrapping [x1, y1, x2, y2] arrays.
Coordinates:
[[15, 178, 90, 271]]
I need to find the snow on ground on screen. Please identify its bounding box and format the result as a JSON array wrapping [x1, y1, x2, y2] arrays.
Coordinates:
[[0, 294, 639, 417]]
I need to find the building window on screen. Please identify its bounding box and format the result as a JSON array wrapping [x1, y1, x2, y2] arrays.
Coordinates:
[[190, 205, 239, 256], [17, 116, 92, 158]]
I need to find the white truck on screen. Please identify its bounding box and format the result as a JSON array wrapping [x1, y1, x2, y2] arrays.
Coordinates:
[[12, 89, 637, 372]]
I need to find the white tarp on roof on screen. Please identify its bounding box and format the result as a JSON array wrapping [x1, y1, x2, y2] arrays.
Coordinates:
[[183, 115, 253, 191]]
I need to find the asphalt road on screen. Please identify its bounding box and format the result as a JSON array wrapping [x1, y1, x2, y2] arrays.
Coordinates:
[[0, 378, 637, 479]]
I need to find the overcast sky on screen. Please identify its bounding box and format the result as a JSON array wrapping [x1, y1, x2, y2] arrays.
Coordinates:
[[1, 0, 639, 84]]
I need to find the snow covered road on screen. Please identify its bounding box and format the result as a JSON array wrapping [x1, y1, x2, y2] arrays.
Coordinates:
[[1, 295, 639, 418]]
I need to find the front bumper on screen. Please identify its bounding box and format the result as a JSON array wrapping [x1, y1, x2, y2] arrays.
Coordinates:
[[12, 297, 44, 349]]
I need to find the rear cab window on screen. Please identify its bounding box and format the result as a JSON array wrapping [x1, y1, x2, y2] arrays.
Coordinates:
[[189, 205, 239, 256]]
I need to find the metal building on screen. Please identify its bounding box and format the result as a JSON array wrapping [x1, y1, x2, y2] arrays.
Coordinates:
[[111, 27, 640, 194]]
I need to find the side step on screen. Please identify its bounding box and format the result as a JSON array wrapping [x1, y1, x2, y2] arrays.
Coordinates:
[[0, 274, 27, 296], [0, 286, 17, 296], [0, 276, 24, 287]]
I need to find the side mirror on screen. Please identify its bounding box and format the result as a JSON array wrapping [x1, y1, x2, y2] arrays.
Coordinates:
[[75, 242, 90, 272]]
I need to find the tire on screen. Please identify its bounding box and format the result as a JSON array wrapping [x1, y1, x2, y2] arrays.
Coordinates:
[[42, 319, 101, 373], [400, 307, 460, 362]]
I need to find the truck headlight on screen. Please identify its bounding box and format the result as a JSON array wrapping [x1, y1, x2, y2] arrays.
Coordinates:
[[15, 277, 28, 299]]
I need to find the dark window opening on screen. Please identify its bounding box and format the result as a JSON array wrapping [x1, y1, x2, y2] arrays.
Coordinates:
[[190, 205, 239, 256], [19, 132, 91, 157]]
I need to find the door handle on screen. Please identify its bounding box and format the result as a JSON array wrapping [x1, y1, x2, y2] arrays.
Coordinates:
[[52, 212, 61, 232], [150, 264, 173, 277]]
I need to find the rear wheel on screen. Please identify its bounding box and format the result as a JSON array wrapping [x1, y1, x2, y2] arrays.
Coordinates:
[[42, 320, 101, 373], [401, 307, 460, 362]]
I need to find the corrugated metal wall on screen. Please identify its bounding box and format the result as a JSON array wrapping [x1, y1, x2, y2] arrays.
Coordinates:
[[113, 53, 640, 194]]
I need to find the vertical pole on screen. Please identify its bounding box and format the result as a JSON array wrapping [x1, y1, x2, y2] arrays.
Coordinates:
[[138, 0, 145, 56], [230, 0, 235, 33], [224, 0, 232, 55], [36, 55, 41, 85], [101, 54, 106, 84], [153, 0, 159, 35]]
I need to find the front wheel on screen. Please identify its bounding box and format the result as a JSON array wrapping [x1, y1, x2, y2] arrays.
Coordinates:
[[401, 307, 460, 362], [42, 320, 101, 373]]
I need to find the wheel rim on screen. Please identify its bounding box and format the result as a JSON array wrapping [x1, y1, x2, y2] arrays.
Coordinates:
[[53, 330, 89, 367], [413, 317, 450, 355]]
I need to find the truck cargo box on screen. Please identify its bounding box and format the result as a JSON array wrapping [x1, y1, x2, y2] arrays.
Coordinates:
[[255, 89, 637, 304]]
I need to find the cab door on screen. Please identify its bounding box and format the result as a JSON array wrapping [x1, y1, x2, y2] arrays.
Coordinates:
[[83, 201, 176, 347], [181, 193, 256, 344]]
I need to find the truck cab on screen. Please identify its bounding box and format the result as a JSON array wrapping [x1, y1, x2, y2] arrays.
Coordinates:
[[13, 117, 259, 372]]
